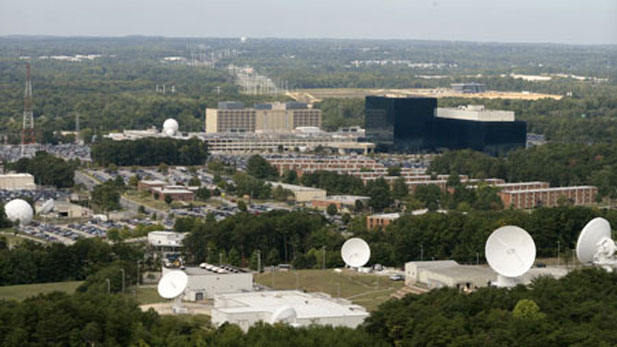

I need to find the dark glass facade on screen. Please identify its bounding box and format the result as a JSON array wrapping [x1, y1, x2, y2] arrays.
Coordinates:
[[365, 96, 526, 155]]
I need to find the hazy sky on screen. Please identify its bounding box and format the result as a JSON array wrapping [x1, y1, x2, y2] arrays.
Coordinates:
[[1, 0, 616, 45]]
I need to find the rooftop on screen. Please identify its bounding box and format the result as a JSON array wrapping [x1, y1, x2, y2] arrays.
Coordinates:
[[214, 290, 368, 319]]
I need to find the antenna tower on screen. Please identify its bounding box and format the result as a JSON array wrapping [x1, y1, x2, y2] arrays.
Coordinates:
[[21, 62, 35, 155]]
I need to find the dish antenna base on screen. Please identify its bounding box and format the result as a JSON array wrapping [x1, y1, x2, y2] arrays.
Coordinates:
[[493, 275, 523, 288], [172, 296, 188, 314]]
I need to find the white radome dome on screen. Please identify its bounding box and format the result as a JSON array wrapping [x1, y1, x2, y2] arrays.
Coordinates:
[[5, 199, 34, 225], [163, 118, 179, 136]]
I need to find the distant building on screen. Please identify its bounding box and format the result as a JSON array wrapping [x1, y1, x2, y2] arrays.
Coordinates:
[[499, 186, 598, 209], [450, 82, 486, 94], [0, 173, 36, 190], [151, 187, 194, 202], [364, 96, 526, 155], [206, 102, 321, 133], [211, 290, 369, 332], [138, 180, 168, 192], [311, 195, 370, 211], [148, 231, 187, 250], [268, 182, 326, 202], [366, 213, 400, 230]]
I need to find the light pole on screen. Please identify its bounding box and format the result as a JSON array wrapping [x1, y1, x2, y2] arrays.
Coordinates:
[[136, 260, 140, 287], [322, 246, 326, 270], [557, 240, 560, 266], [420, 244, 424, 261], [106, 278, 110, 294], [219, 252, 223, 265], [120, 268, 125, 294], [257, 250, 261, 273], [476, 252, 480, 265]]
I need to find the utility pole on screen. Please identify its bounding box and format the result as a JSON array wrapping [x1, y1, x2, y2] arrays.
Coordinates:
[[557, 240, 560, 266], [136, 260, 140, 286], [420, 244, 424, 261], [257, 249, 261, 273], [120, 268, 125, 294], [106, 278, 110, 294], [322, 245, 326, 270]]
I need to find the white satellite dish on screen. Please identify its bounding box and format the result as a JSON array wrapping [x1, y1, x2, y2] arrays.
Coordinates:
[[485, 226, 536, 287], [341, 238, 371, 268], [576, 217, 617, 271], [157, 270, 189, 313], [39, 199, 54, 215]]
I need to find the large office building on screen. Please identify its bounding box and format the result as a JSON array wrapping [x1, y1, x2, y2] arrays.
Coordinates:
[[365, 96, 526, 154], [206, 102, 321, 133]]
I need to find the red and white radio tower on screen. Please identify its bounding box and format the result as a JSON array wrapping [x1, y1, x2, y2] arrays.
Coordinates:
[[21, 62, 35, 156]]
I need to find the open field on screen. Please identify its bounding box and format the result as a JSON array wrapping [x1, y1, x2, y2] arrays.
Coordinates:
[[132, 286, 167, 305], [0, 281, 83, 301], [289, 88, 562, 103], [255, 269, 404, 311], [124, 190, 171, 211]]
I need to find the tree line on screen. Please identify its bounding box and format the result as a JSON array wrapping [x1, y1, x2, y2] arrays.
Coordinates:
[[6, 151, 78, 188], [176, 205, 615, 270], [429, 144, 617, 198], [91, 137, 208, 167]]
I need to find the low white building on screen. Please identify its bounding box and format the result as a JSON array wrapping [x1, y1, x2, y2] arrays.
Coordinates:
[[211, 290, 369, 332], [148, 231, 188, 255], [162, 265, 253, 301], [0, 173, 36, 190]]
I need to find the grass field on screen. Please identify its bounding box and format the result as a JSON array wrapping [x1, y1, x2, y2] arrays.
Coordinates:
[[124, 190, 171, 211], [255, 269, 403, 311], [131, 286, 166, 305], [0, 281, 83, 301]]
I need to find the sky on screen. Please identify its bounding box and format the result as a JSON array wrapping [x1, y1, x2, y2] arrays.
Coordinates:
[[1, 0, 616, 45]]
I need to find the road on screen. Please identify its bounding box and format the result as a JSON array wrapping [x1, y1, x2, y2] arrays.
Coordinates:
[[74, 171, 99, 191]]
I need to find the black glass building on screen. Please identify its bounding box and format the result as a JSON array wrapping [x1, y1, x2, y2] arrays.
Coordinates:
[[365, 96, 526, 155]]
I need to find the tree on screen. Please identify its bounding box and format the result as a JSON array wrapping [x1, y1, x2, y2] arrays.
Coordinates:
[[195, 187, 211, 201], [513, 299, 546, 320], [366, 178, 393, 212], [158, 163, 168, 174], [237, 200, 247, 212], [91, 181, 123, 211], [246, 155, 279, 180], [387, 166, 401, 176], [392, 177, 409, 199], [282, 170, 298, 184], [228, 248, 241, 266], [188, 176, 201, 187], [327, 203, 338, 216], [164, 195, 173, 205], [128, 175, 140, 187]]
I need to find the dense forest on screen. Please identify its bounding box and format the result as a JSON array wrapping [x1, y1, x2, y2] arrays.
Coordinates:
[[1, 37, 615, 142], [0, 268, 615, 346], [175, 206, 616, 269], [91, 138, 208, 166], [6, 151, 78, 188], [0, 237, 145, 287], [429, 144, 617, 198]]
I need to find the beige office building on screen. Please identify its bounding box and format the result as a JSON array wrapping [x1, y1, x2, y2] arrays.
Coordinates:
[[206, 102, 321, 133]]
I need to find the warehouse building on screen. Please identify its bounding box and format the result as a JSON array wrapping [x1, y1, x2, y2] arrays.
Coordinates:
[[0, 173, 36, 190], [162, 265, 253, 301], [268, 182, 326, 202], [211, 290, 369, 332], [148, 231, 187, 253], [365, 96, 526, 154]]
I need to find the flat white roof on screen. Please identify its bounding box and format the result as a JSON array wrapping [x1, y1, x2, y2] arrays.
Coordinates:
[[152, 187, 193, 194], [215, 290, 368, 319], [316, 195, 370, 202], [140, 180, 168, 185], [269, 182, 326, 192], [0, 173, 34, 178], [369, 213, 401, 219]]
